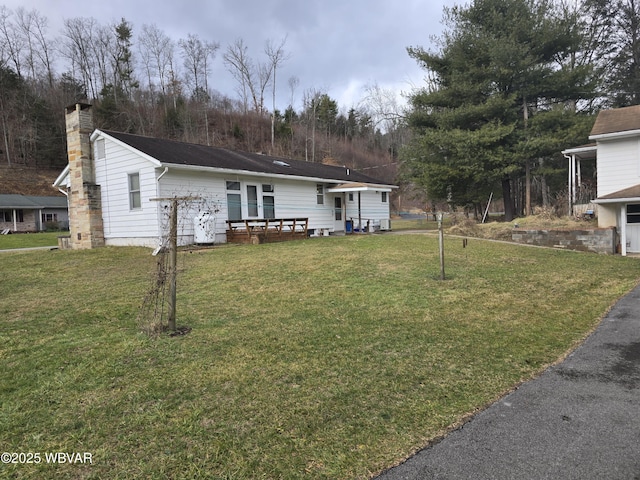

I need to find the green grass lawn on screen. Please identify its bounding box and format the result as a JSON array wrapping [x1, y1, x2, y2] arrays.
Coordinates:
[[1, 235, 638, 479], [0, 231, 68, 250]]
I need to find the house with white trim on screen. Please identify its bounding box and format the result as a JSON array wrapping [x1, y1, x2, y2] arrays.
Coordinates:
[[54, 103, 396, 249], [563, 105, 640, 255]]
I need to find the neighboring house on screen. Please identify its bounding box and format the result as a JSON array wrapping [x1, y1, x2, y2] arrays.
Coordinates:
[[563, 105, 640, 255], [54, 103, 396, 249], [0, 194, 68, 233]]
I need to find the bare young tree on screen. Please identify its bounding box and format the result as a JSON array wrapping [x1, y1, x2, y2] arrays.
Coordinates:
[[178, 33, 219, 100], [223, 38, 272, 115], [265, 36, 289, 148], [0, 6, 25, 78], [287, 75, 299, 109], [138, 24, 175, 105], [61, 17, 100, 99], [27, 9, 55, 88]]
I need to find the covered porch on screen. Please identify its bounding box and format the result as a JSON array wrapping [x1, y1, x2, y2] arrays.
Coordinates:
[[562, 144, 597, 217], [327, 182, 393, 234]]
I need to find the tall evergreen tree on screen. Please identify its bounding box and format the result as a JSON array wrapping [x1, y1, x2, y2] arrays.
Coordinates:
[[609, 0, 640, 106], [402, 0, 595, 220]]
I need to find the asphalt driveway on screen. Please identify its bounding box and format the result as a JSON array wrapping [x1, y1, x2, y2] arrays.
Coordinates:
[[376, 283, 640, 480]]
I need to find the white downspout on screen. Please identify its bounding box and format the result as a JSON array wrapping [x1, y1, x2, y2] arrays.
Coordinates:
[[157, 167, 169, 182], [156, 167, 169, 247]]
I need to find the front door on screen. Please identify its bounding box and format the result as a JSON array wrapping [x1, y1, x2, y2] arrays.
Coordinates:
[[334, 196, 343, 231]]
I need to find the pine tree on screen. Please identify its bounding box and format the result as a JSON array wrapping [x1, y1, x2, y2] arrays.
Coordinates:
[[402, 0, 595, 220]]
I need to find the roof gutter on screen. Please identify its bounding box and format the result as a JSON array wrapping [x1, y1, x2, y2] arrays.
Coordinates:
[[593, 197, 640, 204], [159, 162, 397, 188], [590, 129, 640, 141]]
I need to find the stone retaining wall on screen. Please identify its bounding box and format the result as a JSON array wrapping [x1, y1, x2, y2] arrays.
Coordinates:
[[511, 227, 617, 254]]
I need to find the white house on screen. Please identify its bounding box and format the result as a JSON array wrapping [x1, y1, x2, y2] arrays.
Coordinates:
[[54, 103, 396, 249], [563, 105, 640, 255]]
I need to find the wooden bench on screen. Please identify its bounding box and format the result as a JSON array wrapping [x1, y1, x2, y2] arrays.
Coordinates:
[[226, 218, 309, 244]]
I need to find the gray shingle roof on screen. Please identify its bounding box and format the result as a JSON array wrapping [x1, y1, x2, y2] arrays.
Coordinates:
[[103, 130, 393, 186], [0, 194, 67, 209]]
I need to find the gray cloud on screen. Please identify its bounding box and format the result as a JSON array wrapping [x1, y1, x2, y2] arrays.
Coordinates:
[[2, 0, 449, 111]]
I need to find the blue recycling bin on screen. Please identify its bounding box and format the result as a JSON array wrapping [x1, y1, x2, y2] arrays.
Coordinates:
[[345, 220, 353, 233]]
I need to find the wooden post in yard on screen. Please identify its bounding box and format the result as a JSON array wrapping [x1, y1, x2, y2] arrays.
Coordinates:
[[167, 197, 178, 331], [150, 195, 200, 333], [437, 212, 445, 280]]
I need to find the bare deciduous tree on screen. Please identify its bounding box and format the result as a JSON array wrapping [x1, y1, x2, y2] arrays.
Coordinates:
[[224, 38, 272, 115], [178, 33, 219, 100], [61, 17, 100, 99], [0, 6, 25, 78], [265, 36, 289, 148], [139, 24, 175, 104]]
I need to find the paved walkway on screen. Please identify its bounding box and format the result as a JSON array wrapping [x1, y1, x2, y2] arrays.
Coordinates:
[[0, 246, 56, 253], [376, 284, 640, 480]]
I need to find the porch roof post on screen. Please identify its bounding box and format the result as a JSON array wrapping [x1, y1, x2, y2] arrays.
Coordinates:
[[621, 205, 627, 256]]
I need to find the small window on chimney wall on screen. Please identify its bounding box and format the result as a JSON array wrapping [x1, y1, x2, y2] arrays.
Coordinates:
[[96, 138, 105, 159]]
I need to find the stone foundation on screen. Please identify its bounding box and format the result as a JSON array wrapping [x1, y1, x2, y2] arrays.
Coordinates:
[[512, 227, 617, 254]]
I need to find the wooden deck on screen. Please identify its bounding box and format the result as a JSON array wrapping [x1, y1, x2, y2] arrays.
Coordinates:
[[226, 218, 309, 244]]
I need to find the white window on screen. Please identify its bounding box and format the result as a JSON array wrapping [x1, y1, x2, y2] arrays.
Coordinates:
[[226, 180, 242, 220], [382, 192, 388, 203], [247, 185, 258, 217], [316, 184, 324, 205], [128, 173, 141, 210], [95, 138, 105, 159]]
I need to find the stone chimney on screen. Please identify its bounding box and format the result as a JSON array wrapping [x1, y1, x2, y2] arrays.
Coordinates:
[[65, 103, 104, 249]]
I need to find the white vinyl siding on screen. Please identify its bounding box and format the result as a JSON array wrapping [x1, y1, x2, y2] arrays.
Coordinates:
[[343, 190, 391, 228], [94, 136, 160, 244], [94, 131, 392, 244], [596, 137, 640, 198], [158, 171, 227, 244]]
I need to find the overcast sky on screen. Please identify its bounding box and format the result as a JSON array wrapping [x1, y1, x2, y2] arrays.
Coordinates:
[[1, 0, 455, 113]]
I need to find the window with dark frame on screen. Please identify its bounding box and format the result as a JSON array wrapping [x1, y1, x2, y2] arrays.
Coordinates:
[[263, 185, 275, 218], [1, 209, 24, 222], [627, 204, 640, 224], [382, 192, 388, 203]]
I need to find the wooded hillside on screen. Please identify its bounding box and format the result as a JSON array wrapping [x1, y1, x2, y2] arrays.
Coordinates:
[[0, 7, 405, 197]]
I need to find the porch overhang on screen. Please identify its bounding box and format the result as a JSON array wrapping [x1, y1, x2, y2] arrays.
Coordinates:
[[594, 184, 640, 204], [327, 182, 394, 193], [561, 144, 597, 160]]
